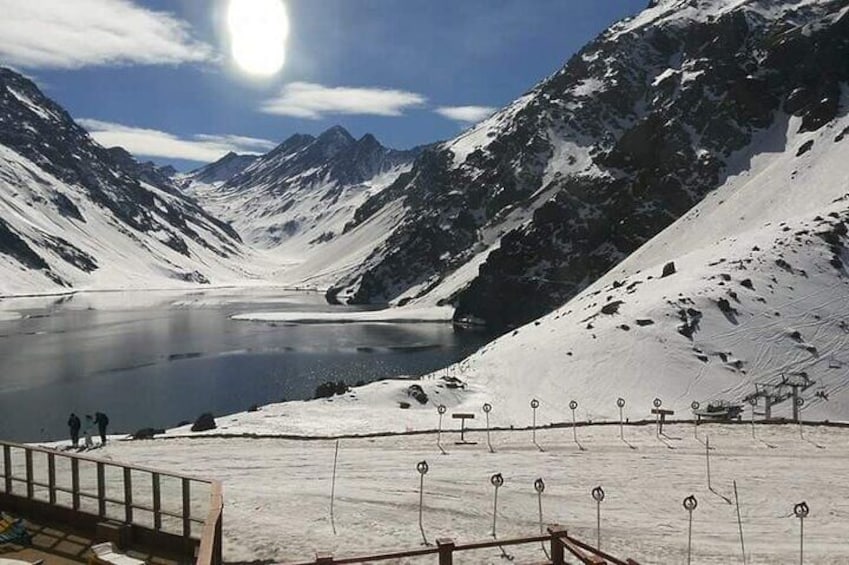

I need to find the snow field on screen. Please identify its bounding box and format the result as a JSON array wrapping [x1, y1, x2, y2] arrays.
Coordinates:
[[88, 423, 849, 564]]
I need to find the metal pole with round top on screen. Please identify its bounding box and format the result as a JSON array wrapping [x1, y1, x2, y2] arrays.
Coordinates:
[[794, 501, 809, 565], [592, 486, 605, 550], [490, 473, 504, 538], [416, 460, 429, 546], [617, 397, 626, 440], [482, 403, 494, 453], [436, 404, 447, 455], [683, 494, 698, 565]]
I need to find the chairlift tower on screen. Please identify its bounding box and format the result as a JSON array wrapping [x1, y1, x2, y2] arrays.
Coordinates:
[[745, 373, 815, 422]]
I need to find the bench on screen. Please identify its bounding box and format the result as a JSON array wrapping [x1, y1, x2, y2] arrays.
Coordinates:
[[451, 413, 477, 445]]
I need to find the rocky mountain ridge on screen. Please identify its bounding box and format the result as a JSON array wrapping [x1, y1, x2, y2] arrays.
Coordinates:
[[312, 0, 849, 331], [0, 67, 262, 294], [180, 124, 422, 255]]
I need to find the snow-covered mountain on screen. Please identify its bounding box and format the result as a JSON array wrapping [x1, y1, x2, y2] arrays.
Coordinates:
[[179, 126, 421, 261], [303, 0, 849, 332], [195, 0, 849, 432], [202, 107, 849, 433], [0, 67, 265, 295], [178, 151, 257, 187]]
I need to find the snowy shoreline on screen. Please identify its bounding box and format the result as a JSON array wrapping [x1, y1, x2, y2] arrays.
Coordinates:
[[232, 305, 455, 324]]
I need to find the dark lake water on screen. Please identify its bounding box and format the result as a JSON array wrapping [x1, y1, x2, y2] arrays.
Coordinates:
[[0, 289, 488, 442]]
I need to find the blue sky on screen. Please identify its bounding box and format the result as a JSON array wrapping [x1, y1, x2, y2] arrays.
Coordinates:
[[0, 0, 647, 170]]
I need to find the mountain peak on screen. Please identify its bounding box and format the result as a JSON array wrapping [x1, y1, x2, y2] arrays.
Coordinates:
[[357, 133, 381, 147], [317, 125, 355, 144]]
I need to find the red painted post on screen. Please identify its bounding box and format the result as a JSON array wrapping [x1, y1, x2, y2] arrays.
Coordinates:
[[548, 525, 567, 565], [437, 538, 455, 565]]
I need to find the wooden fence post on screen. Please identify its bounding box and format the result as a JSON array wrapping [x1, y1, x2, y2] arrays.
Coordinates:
[[548, 525, 567, 565], [71, 458, 80, 510], [25, 449, 33, 499], [182, 477, 191, 537], [97, 462, 106, 517], [437, 538, 455, 565], [124, 467, 133, 523], [214, 506, 223, 565], [48, 452, 56, 504], [3, 445, 11, 493], [152, 472, 161, 531]]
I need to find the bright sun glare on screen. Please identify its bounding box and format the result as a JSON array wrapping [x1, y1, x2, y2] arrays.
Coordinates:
[[227, 0, 289, 76]]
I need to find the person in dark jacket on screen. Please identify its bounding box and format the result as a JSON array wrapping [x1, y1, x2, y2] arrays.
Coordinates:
[[67, 413, 81, 447], [94, 412, 109, 445]]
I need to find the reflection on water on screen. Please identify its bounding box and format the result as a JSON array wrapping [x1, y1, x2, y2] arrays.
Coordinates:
[[0, 289, 488, 442]]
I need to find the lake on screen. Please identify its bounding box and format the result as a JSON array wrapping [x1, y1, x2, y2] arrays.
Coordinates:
[[0, 289, 488, 442]]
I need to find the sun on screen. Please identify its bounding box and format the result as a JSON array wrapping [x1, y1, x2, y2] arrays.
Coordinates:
[[227, 0, 289, 76]]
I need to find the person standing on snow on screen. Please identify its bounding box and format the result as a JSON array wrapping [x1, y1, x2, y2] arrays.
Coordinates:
[[67, 413, 81, 447], [94, 412, 109, 445], [82, 415, 94, 448]]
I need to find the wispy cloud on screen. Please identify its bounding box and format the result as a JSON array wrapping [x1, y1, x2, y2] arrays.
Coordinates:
[[261, 82, 427, 119], [0, 0, 213, 69], [435, 106, 497, 123], [78, 119, 276, 163]]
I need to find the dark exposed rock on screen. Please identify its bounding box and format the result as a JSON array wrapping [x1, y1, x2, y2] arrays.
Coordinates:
[[131, 427, 165, 440], [775, 258, 794, 273], [314, 380, 349, 399], [406, 384, 429, 405], [0, 217, 48, 270], [190, 413, 216, 432], [440, 376, 466, 389], [661, 262, 677, 278], [677, 307, 703, 339], [796, 140, 814, 156], [601, 300, 625, 315]]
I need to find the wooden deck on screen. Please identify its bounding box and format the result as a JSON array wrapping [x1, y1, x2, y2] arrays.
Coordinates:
[[0, 515, 181, 565]]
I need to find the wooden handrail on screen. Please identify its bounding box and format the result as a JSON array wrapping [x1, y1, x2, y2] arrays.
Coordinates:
[[196, 480, 224, 565], [285, 526, 639, 565], [0, 439, 212, 484], [0, 439, 224, 565]]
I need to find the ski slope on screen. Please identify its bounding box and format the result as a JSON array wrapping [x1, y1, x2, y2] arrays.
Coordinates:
[[71, 423, 849, 564]]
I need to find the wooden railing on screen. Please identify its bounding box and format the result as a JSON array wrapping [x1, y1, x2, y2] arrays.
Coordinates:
[[0, 440, 223, 565], [290, 526, 641, 565], [196, 480, 224, 565]]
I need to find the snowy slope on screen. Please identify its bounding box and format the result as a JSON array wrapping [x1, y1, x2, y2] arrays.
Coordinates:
[[0, 68, 273, 295], [303, 0, 849, 333], [57, 424, 849, 564], [200, 87, 849, 437]]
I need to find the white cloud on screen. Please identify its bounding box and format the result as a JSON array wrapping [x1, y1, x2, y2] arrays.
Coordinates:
[[435, 106, 497, 123], [0, 0, 213, 69], [78, 119, 276, 163], [261, 82, 426, 119]]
